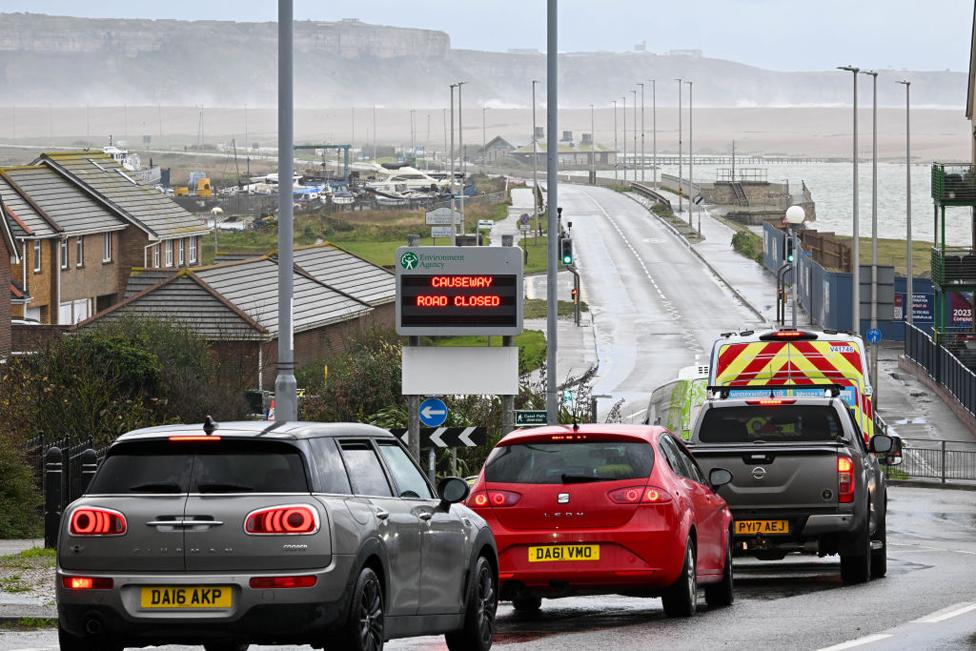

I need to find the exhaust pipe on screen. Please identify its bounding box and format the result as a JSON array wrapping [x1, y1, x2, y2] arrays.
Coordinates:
[[84, 616, 103, 635]]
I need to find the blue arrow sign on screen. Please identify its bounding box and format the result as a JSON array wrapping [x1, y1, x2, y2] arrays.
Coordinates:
[[866, 327, 881, 345], [419, 398, 448, 428]]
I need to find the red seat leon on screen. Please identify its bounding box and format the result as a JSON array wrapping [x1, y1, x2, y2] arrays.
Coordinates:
[[467, 424, 734, 617]]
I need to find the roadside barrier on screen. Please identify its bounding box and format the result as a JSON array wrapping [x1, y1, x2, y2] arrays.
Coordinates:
[[905, 323, 976, 418], [885, 436, 976, 484]]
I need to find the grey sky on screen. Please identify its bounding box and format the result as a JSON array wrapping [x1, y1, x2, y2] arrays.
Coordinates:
[[4, 0, 972, 72]]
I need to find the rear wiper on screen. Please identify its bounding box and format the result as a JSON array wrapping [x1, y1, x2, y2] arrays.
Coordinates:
[[130, 482, 182, 493], [561, 474, 605, 484], [196, 483, 254, 493]]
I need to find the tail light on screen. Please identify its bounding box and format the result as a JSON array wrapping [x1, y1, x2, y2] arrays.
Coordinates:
[[467, 490, 521, 508], [837, 456, 855, 503], [62, 576, 113, 590], [69, 507, 127, 537], [244, 505, 319, 535], [249, 575, 317, 589], [169, 435, 221, 442], [745, 399, 796, 406], [607, 486, 673, 504]]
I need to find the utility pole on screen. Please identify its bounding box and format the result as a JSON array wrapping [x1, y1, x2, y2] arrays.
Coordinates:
[[631, 88, 637, 184], [838, 65, 860, 334], [866, 69, 879, 404], [410, 108, 416, 162], [637, 82, 645, 183], [482, 106, 487, 170], [532, 80, 540, 226], [426, 112, 431, 171], [611, 99, 618, 181], [590, 104, 596, 183], [686, 80, 694, 230], [898, 80, 913, 326], [546, 0, 559, 424], [651, 80, 657, 188], [622, 95, 627, 182], [450, 84, 457, 215], [676, 78, 683, 214], [274, 0, 297, 423], [442, 107, 447, 168], [372, 104, 377, 161], [458, 81, 467, 234]]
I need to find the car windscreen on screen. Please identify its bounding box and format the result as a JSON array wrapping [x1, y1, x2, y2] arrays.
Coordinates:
[[87, 439, 309, 494], [698, 405, 844, 444], [484, 440, 654, 484]]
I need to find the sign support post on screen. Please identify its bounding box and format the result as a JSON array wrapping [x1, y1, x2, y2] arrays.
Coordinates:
[[407, 340, 420, 462]]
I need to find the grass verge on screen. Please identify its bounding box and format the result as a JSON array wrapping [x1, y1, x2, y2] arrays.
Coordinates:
[[0, 617, 58, 631], [836, 236, 932, 277], [0, 547, 55, 571], [429, 330, 546, 375], [523, 298, 589, 319], [518, 236, 549, 274]]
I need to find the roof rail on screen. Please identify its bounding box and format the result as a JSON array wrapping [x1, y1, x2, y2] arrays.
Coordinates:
[[707, 384, 846, 399]]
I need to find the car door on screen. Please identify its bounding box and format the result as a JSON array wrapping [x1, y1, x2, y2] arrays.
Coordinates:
[[338, 439, 423, 617], [375, 440, 468, 616], [660, 435, 722, 575], [672, 437, 727, 575]]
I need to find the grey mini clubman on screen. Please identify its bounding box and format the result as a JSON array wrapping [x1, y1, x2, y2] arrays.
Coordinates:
[[56, 420, 497, 651]]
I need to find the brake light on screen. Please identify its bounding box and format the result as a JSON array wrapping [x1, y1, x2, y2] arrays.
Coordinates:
[[467, 490, 520, 507], [607, 486, 673, 504], [69, 507, 127, 536], [62, 576, 113, 590], [244, 505, 319, 535], [837, 456, 854, 503], [745, 399, 797, 406], [760, 330, 817, 341], [249, 575, 317, 589], [168, 435, 222, 442]]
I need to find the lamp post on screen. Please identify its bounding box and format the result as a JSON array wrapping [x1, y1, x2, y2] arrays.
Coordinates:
[[621, 95, 627, 182], [838, 65, 861, 334], [898, 80, 913, 327], [532, 80, 540, 220], [458, 81, 466, 234], [676, 78, 683, 214], [482, 106, 487, 170], [650, 80, 657, 188], [631, 88, 638, 183], [590, 103, 596, 184], [450, 84, 457, 216], [545, 0, 559, 424], [611, 99, 618, 181], [785, 205, 807, 328], [865, 69, 879, 403], [637, 83, 645, 183], [686, 80, 694, 230]]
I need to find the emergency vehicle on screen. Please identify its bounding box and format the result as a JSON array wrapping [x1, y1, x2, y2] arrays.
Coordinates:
[[707, 328, 876, 439]]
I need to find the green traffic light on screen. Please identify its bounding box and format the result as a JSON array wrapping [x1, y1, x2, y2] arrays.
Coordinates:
[[562, 255, 573, 265]]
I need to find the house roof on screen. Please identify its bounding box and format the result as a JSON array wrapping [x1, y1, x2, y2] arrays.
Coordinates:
[[80, 251, 379, 340], [0, 174, 55, 239], [34, 152, 209, 240], [485, 136, 515, 150], [0, 166, 127, 237], [513, 143, 615, 154], [292, 243, 395, 307]]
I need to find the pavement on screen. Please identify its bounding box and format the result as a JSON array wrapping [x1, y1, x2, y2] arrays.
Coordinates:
[[4, 486, 975, 650]]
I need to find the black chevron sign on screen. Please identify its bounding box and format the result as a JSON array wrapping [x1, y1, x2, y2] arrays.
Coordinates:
[[389, 427, 487, 448]]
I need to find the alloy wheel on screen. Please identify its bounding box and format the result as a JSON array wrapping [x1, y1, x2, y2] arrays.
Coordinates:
[[359, 575, 384, 651]]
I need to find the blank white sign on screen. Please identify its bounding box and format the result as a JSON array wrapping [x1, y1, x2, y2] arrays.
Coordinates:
[[402, 346, 519, 396]]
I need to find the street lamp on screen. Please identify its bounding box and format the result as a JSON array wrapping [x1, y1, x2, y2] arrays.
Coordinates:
[[898, 80, 913, 327], [457, 80, 466, 234], [611, 99, 618, 181], [838, 65, 860, 334], [631, 88, 638, 184], [785, 205, 806, 328], [864, 69, 879, 404], [637, 82, 645, 183], [450, 83, 457, 215], [685, 80, 694, 230], [676, 78, 683, 214], [650, 80, 657, 188], [621, 95, 627, 182], [532, 80, 540, 219], [590, 103, 596, 184]]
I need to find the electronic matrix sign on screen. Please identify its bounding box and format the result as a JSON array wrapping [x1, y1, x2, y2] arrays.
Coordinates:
[[395, 246, 524, 336]]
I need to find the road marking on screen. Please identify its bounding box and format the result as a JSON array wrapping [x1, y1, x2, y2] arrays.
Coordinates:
[[817, 633, 893, 650], [913, 602, 976, 624]]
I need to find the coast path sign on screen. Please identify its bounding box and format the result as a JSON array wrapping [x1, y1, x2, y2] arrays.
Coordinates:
[[426, 207, 463, 226]]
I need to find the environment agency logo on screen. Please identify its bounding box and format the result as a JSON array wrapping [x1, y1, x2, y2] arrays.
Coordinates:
[[400, 251, 419, 270]]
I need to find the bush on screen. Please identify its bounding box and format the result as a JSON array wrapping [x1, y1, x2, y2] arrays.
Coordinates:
[[0, 444, 39, 538], [731, 230, 764, 263]]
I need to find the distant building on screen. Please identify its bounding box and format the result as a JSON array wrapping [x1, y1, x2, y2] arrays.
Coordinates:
[[483, 136, 515, 163], [0, 210, 16, 357], [511, 141, 617, 169], [77, 243, 395, 390], [667, 49, 703, 58]]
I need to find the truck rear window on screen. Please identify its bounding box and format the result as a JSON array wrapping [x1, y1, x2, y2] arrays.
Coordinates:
[[485, 441, 654, 484], [698, 406, 844, 443], [87, 440, 310, 494]]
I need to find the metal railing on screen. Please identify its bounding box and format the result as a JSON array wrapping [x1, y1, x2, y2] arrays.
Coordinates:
[[885, 437, 976, 484], [930, 246, 976, 286], [931, 163, 976, 205], [905, 323, 976, 417], [630, 182, 673, 210]]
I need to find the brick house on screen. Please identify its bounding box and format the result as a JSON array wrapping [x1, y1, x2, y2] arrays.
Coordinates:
[[0, 209, 17, 357], [2, 152, 209, 325], [77, 243, 395, 390]]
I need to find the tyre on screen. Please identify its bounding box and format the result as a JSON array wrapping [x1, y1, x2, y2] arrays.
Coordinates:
[[334, 566, 385, 651], [512, 596, 542, 613], [446, 556, 497, 651], [204, 643, 250, 651], [840, 518, 872, 585], [705, 532, 734, 608], [57, 626, 122, 651], [870, 499, 887, 579], [662, 539, 697, 617]]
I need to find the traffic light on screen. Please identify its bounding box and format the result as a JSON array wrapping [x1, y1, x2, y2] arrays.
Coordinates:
[[571, 287, 578, 303], [560, 237, 574, 266], [785, 237, 795, 264]]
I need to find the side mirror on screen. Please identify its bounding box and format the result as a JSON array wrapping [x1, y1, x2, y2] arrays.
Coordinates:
[[709, 467, 733, 491], [878, 435, 903, 466], [437, 476, 470, 510], [869, 434, 893, 454]]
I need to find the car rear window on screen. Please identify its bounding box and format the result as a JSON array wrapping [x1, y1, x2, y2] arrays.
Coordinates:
[[484, 440, 654, 484], [87, 440, 310, 494], [698, 405, 844, 444]]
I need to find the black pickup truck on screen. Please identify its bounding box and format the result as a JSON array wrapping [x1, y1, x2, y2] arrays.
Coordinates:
[[688, 392, 896, 584]]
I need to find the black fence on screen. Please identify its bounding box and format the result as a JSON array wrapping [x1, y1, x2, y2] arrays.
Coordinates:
[[885, 437, 976, 484], [905, 323, 976, 418]]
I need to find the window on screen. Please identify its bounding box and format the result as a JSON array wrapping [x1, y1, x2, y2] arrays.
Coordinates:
[[306, 438, 352, 495], [189, 236, 198, 264], [339, 442, 392, 497], [75, 236, 84, 267], [152, 244, 160, 268], [485, 440, 654, 484], [60, 239, 68, 270], [32, 240, 41, 272], [658, 436, 694, 481], [697, 405, 844, 444], [102, 233, 112, 263], [178, 238, 185, 266], [377, 441, 434, 499], [165, 240, 173, 267]]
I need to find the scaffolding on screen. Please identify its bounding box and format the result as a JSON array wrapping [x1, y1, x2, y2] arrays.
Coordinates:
[[930, 163, 976, 349]]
